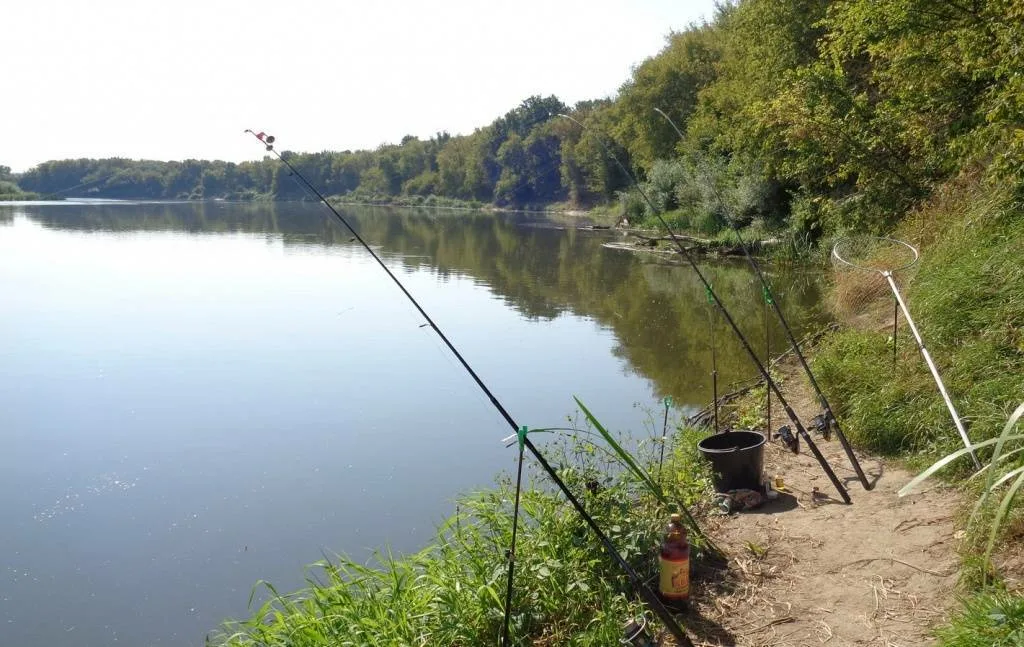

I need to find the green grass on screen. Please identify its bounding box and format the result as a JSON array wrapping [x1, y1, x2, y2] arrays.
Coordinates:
[[211, 424, 713, 646], [935, 591, 1024, 646]]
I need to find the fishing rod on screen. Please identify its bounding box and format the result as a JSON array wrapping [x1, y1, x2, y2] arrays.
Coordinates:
[[558, 115, 851, 504], [707, 286, 720, 433], [243, 130, 696, 647], [652, 108, 873, 491], [657, 396, 671, 479]]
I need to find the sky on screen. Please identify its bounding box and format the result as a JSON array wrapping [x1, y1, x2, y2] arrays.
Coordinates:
[[3, 0, 719, 172]]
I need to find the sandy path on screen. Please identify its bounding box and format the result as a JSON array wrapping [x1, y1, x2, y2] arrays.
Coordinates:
[[681, 365, 961, 647]]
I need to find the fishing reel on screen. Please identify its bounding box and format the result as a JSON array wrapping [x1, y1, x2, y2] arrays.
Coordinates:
[[774, 425, 799, 453], [244, 130, 276, 151], [810, 412, 833, 441]]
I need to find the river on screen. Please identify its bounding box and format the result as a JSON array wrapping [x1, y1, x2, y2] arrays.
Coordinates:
[[0, 201, 827, 646]]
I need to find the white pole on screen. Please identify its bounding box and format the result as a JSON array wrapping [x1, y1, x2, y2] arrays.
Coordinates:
[[883, 271, 982, 469]]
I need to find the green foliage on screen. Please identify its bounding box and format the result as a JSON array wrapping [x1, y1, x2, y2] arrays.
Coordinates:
[[644, 158, 687, 216], [934, 591, 1024, 647], [613, 25, 720, 168], [558, 100, 631, 206], [0, 179, 41, 200], [624, 153, 782, 235], [573, 397, 714, 548], [18, 157, 272, 200]]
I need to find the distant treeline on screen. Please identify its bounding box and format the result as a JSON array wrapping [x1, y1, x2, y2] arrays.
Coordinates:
[[13, 0, 1024, 238]]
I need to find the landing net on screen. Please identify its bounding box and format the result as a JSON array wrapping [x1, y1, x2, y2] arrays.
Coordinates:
[[830, 235, 920, 318]]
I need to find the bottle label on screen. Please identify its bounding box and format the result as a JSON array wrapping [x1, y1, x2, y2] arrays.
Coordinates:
[[659, 556, 689, 598]]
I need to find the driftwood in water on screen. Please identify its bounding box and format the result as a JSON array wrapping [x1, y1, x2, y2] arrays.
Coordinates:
[[629, 232, 775, 257], [633, 233, 711, 245]]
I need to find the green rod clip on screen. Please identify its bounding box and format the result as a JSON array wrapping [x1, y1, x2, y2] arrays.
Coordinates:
[[517, 426, 529, 452], [763, 285, 774, 305], [704, 285, 714, 305]]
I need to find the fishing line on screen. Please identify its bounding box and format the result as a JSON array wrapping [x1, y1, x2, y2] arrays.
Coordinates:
[[244, 130, 695, 647], [16, 170, 128, 201], [764, 286, 771, 431], [653, 107, 872, 492], [559, 115, 851, 504]]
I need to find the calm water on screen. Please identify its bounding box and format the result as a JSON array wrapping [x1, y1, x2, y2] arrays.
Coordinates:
[[0, 201, 827, 646]]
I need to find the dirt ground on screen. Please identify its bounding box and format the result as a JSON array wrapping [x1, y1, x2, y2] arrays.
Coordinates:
[[678, 363, 962, 647]]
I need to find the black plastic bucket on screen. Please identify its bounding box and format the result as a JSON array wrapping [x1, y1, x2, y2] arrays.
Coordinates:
[[697, 430, 766, 492]]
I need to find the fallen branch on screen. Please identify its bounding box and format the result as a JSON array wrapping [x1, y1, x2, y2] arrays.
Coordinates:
[[736, 616, 796, 636], [829, 557, 955, 577]]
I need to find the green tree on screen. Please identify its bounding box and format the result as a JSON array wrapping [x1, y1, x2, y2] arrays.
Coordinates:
[[613, 25, 720, 169]]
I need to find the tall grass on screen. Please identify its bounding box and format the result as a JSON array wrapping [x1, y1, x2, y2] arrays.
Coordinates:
[[813, 187, 1024, 469], [934, 592, 1024, 647], [211, 423, 713, 646]]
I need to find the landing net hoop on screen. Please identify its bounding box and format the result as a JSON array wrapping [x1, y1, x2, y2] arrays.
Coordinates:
[[832, 235, 920, 275]]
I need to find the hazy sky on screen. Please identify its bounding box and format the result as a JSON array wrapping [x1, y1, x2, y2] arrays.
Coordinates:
[[4, 0, 718, 172]]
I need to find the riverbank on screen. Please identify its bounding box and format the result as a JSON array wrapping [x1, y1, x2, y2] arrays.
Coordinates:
[[209, 174, 1023, 645], [704, 357, 963, 645], [731, 175, 1024, 643], [212, 423, 720, 645]]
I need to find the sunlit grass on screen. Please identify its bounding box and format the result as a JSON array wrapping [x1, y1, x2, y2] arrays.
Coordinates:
[[934, 591, 1024, 647]]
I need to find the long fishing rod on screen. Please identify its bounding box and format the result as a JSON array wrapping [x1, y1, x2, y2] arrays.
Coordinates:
[[707, 286, 720, 433], [652, 108, 873, 491], [243, 130, 695, 647], [764, 287, 771, 431], [558, 115, 851, 504]]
